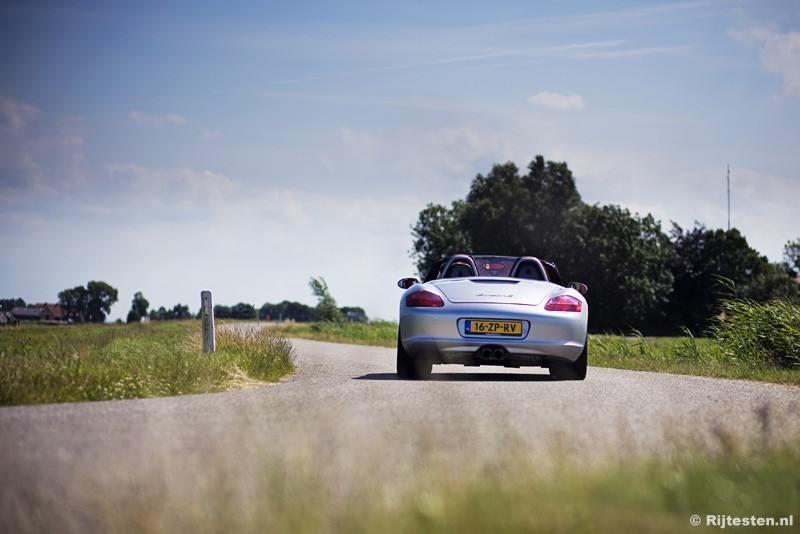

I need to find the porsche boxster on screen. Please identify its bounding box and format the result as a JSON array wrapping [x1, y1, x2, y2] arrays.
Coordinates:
[[397, 254, 588, 380]]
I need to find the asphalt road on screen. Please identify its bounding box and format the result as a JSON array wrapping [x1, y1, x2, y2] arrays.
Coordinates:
[[2, 337, 799, 531]]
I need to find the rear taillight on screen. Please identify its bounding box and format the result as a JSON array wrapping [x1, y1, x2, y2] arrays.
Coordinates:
[[406, 290, 445, 308], [544, 295, 582, 312]]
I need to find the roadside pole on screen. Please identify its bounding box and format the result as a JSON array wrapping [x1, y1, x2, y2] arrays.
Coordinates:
[[201, 290, 215, 353]]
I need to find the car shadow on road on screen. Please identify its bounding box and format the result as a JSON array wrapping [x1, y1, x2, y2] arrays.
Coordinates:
[[353, 373, 554, 382]]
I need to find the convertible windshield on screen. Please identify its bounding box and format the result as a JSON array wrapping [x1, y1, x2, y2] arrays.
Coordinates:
[[472, 256, 515, 277]]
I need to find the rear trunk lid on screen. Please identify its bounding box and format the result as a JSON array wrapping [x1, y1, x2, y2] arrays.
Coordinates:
[[431, 277, 557, 306]]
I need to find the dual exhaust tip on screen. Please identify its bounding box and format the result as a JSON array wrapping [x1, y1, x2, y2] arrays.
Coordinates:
[[478, 345, 507, 360]]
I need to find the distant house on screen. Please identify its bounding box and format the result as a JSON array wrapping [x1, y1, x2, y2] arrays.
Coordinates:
[[10, 303, 64, 323]]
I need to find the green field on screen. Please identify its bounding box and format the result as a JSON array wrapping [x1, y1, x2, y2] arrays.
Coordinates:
[[0, 321, 294, 406]]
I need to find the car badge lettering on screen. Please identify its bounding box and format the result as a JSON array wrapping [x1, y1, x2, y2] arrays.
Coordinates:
[[476, 293, 513, 298]]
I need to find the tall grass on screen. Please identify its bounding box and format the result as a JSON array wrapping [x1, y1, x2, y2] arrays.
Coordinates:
[[712, 298, 800, 368], [214, 323, 296, 383], [0, 322, 295, 406]]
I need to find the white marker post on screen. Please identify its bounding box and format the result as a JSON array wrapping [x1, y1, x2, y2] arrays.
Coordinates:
[[201, 290, 215, 353]]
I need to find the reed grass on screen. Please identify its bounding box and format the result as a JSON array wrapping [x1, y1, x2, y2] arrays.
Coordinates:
[[712, 298, 800, 368]]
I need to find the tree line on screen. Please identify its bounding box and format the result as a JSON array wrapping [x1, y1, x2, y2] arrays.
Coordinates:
[[4, 280, 366, 325], [128, 282, 367, 323], [411, 155, 800, 334], [212, 278, 367, 323]]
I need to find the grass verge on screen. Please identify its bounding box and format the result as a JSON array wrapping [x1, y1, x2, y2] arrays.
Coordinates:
[[590, 332, 800, 386], [0, 321, 295, 406]]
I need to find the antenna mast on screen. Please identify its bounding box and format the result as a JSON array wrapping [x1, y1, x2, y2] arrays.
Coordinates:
[[727, 164, 730, 231]]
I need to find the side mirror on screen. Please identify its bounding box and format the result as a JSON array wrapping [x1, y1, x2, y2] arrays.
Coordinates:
[[397, 277, 420, 289], [568, 282, 588, 295]]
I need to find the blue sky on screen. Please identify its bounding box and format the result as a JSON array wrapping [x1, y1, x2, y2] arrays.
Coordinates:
[[1, 0, 798, 321]]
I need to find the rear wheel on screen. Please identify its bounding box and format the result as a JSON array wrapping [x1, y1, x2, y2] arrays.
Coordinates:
[[396, 332, 432, 380], [550, 338, 587, 381]]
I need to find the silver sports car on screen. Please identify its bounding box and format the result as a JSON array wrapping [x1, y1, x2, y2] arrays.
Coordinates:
[[397, 254, 589, 380]]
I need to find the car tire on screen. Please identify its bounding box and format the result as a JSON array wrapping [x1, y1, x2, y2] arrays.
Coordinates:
[[396, 332, 432, 380], [550, 338, 588, 381]]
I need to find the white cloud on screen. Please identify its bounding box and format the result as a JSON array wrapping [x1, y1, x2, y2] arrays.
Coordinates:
[[733, 27, 800, 100], [202, 129, 222, 140], [528, 92, 586, 110], [128, 110, 186, 127], [325, 123, 519, 194], [105, 164, 234, 212], [0, 97, 88, 196], [411, 126, 509, 176], [338, 127, 380, 158], [0, 95, 41, 133], [572, 44, 694, 60], [257, 189, 312, 226]]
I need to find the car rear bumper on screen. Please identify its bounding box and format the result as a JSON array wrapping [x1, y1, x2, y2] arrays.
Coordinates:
[[400, 337, 584, 366], [399, 305, 587, 366]]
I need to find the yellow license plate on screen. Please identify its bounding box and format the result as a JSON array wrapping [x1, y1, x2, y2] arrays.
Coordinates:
[[465, 320, 523, 337]]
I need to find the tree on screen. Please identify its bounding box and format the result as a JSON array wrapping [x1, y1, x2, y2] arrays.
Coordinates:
[[58, 281, 118, 323], [85, 281, 118, 323], [738, 262, 800, 303], [784, 238, 800, 275], [309, 277, 344, 323], [59, 285, 89, 322], [668, 224, 770, 333], [462, 157, 582, 260], [0, 298, 25, 312], [214, 305, 232, 319], [172, 304, 192, 320], [411, 201, 470, 276], [340, 306, 368, 323], [260, 300, 317, 322], [127, 291, 150, 323], [411, 157, 584, 275], [566, 204, 674, 332], [230, 302, 257, 320]]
